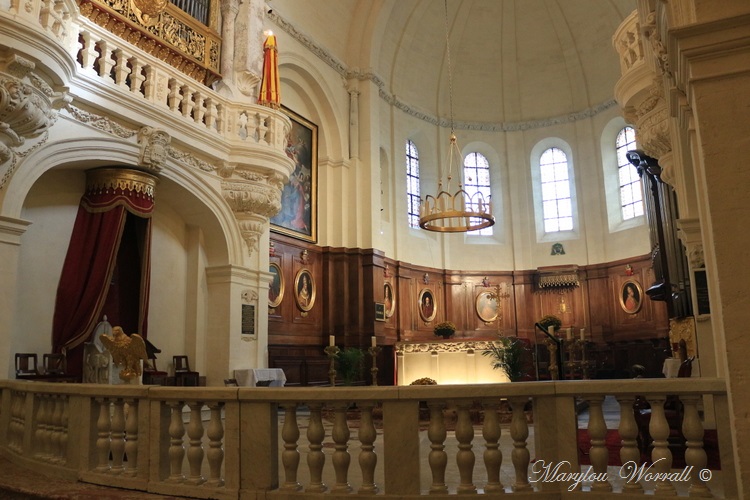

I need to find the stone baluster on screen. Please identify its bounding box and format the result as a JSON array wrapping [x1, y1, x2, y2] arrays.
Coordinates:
[[193, 92, 205, 125], [79, 31, 99, 74], [186, 402, 205, 485], [647, 395, 675, 495], [166, 401, 185, 483], [280, 403, 301, 491], [35, 395, 50, 459], [113, 50, 130, 88], [49, 395, 63, 462], [168, 79, 182, 113], [124, 399, 139, 477], [204, 98, 217, 130], [95, 398, 111, 471], [682, 395, 711, 497], [10, 392, 25, 453], [509, 396, 532, 492], [45, 396, 57, 459], [128, 57, 145, 97], [616, 395, 643, 493], [455, 401, 477, 493], [205, 402, 225, 487], [586, 395, 612, 491], [180, 84, 195, 119], [110, 399, 126, 473], [97, 40, 115, 81], [143, 66, 157, 103], [305, 403, 326, 493], [357, 402, 378, 494], [330, 403, 352, 493], [59, 396, 69, 465], [8, 393, 19, 452], [257, 113, 269, 145], [427, 402, 448, 494], [482, 401, 504, 493], [216, 104, 226, 135]]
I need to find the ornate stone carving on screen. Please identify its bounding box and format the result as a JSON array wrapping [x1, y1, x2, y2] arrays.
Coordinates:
[[0, 55, 69, 147], [241, 289, 259, 303], [137, 126, 170, 172], [64, 103, 138, 138], [395, 340, 505, 355], [221, 177, 281, 217], [166, 146, 215, 172], [689, 244, 705, 270], [237, 217, 264, 255]]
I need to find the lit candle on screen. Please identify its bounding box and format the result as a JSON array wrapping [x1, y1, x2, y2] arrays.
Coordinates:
[[580, 328, 586, 341], [371, 336, 377, 347], [566, 328, 572, 340], [329, 335, 335, 346]]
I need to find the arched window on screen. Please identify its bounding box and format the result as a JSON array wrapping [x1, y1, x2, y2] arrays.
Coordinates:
[[540, 147, 573, 233], [463, 152, 492, 235], [406, 140, 421, 228], [616, 126, 643, 220]]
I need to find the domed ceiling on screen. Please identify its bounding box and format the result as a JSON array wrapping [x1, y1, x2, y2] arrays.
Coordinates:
[[272, 0, 636, 125], [379, 0, 636, 126]]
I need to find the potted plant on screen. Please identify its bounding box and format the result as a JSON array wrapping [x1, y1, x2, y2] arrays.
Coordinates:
[[433, 321, 456, 339], [482, 337, 528, 382], [336, 347, 365, 385]]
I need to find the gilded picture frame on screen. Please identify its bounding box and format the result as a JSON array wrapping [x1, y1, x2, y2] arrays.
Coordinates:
[[619, 279, 643, 314], [268, 262, 284, 308], [418, 288, 437, 322], [294, 268, 316, 312], [383, 282, 396, 318], [475, 291, 499, 323], [271, 106, 318, 243]]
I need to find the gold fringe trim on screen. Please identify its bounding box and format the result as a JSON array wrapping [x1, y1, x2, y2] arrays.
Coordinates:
[[86, 168, 158, 198]]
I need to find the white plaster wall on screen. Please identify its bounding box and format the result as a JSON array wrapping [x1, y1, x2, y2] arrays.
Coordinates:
[[16, 170, 84, 358]]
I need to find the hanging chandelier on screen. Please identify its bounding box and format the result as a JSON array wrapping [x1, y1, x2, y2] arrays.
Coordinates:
[[418, 0, 495, 233]]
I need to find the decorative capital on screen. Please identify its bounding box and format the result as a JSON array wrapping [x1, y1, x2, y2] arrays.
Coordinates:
[[237, 216, 265, 256]]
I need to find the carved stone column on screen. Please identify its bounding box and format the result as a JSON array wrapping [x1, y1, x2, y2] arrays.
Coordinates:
[[220, 0, 240, 84]]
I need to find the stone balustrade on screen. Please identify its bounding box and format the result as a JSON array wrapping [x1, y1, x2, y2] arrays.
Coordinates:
[[0, 378, 736, 499]]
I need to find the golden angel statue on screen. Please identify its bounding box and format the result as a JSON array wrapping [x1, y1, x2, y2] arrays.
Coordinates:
[[100, 326, 148, 381]]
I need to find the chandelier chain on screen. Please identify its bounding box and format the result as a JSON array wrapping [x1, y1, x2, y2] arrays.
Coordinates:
[[444, 0, 455, 136]]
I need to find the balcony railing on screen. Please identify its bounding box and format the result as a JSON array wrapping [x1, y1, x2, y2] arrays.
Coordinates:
[[0, 378, 737, 498]]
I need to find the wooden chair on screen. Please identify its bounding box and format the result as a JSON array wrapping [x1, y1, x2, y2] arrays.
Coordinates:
[[43, 353, 67, 375], [173, 355, 199, 386], [15, 353, 39, 378]]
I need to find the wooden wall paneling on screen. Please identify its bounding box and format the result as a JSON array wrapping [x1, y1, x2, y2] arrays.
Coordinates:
[[584, 264, 612, 344], [512, 270, 536, 339]]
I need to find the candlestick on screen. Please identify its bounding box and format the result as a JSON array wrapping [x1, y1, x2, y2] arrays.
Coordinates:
[[368, 345, 382, 386], [329, 335, 335, 346], [324, 344, 340, 386], [371, 336, 377, 347]]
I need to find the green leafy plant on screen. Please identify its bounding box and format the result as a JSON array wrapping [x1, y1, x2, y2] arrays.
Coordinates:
[[434, 321, 456, 337], [336, 347, 365, 385], [482, 337, 528, 382]]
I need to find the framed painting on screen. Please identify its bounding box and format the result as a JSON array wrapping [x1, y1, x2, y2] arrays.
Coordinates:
[[475, 291, 499, 323], [271, 106, 318, 243], [418, 288, 437, 322], [384, 282, 396, 318], [294, 268, 316, 312], [268, 262, 284, 308], [619, 279, 643, 314]]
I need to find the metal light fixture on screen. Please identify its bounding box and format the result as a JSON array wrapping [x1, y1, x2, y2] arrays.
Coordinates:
[[418, 0, 495, 233]]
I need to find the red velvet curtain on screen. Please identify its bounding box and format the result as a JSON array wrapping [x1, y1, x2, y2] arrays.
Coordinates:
[[51, 175, 154, 378]]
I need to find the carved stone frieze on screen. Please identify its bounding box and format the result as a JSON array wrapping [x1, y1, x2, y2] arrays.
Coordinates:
[[137, 126, 170, 172], [64, 103, 138, 138], [395, 340, 505, 355], [166, 146, 215, 172]]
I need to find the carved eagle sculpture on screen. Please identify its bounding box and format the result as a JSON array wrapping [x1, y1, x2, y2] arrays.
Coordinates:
[[100, 326, 149, 381]]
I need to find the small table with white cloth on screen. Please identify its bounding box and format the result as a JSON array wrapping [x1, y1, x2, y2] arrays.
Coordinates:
[[234, 368, 286, 387]]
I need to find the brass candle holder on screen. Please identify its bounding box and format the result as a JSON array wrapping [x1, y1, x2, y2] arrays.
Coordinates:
[[368, 345, 382, 386], [324, 345, 340, 386]]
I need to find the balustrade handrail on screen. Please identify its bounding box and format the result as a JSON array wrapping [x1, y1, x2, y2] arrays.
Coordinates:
[[0, 377, 736, 499]]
